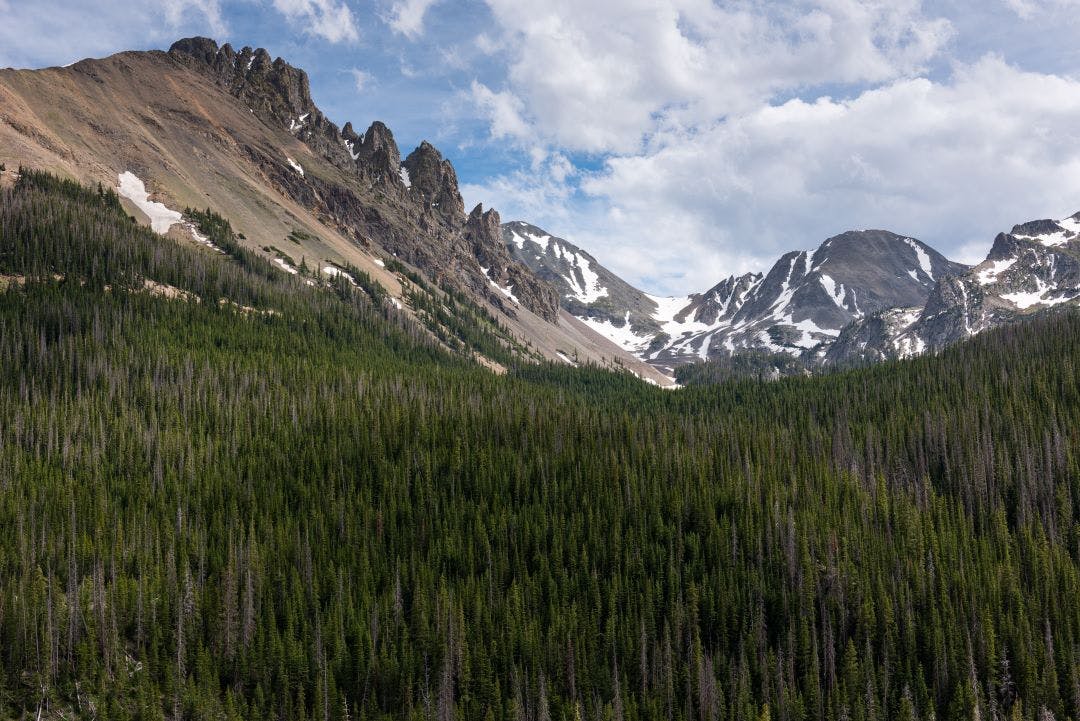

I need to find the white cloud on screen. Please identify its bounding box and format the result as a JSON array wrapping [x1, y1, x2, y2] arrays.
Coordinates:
[[1003, 0, 1038, 16], [0, 0, 230, 69], [470, 57, 1080, 295], [386, 0, 440, 38], [1002, 0, 1080, 17], [461, 153, 579, 230], [468, 81, 531, 141], [349, 67, 373, 92], [273, 0, 359, 43], [162, 0, 227, 36], [476, 0, 954, 154]]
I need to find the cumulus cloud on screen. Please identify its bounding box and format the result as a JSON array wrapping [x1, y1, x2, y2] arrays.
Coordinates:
[[471, 57, 1080, 295], [476, 0, 954, 154], [468, 81, 531, 141], [386, 0, 440, 38], [272, 0, 359, 43]]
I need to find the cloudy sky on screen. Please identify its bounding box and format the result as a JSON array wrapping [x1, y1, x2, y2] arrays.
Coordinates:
[[2, 0, 1080, 294]]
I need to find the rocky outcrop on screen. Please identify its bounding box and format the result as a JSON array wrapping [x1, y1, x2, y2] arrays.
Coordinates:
[[168, 37, 561, 327], [467, 207, 558, 322], [403, 141, 465, 224], [169, 38, 404, 188], [350, 121, 402, 189], [824, 213, 1080, 365], [687, 273, 761, 327]]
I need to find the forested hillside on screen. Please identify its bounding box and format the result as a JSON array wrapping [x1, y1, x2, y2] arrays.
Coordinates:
[[2, 172, 1080, 721]]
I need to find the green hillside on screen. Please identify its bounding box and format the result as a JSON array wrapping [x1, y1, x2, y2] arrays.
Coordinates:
[[1, 171, 1079, 721]]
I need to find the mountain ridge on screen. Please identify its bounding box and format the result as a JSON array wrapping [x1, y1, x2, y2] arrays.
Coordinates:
[[4, 35, 1080, 384], [505, 218, 975, 373], [0, 36, 676, 385]]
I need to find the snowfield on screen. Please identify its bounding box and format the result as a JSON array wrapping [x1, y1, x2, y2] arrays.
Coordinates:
[[117, 172, 182, 234]]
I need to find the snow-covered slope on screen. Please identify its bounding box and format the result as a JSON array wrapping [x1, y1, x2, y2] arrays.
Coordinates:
[[641, 230, 966, 371], [826, 212, 1080, 364], [503, 221, 665, 344], [508, 221, 968, 373]]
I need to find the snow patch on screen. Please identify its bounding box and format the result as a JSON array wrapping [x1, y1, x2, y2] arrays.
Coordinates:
[[481, 266, 520, 304], [647, 294, 711, 338], [286, 157, 304, 176], [323, 265, 357, 286], [819, 274, 848, 309], [1058, 215, 1080, 234], [697, 333, 714, 361], [976, 257, 1016, 285], [273, 257, 299, 275], [904, 238, 934, 279], [399, 166, 411, 188], [116, 172, 182, 234], [580, 312, 652, 352], [510, 229, 552, 252], [565, 251, 606, 303], [1001, 276, 1077, 309], [1013, 220, 1074, 247], [186, 223, 226, 254], [289, 113, 310, 132]]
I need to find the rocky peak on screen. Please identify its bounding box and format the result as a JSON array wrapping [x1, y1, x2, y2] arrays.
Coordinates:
[[169, 37, 316, 133], [691, 272, 761, 326], [1011, 219, 1064, 237], [403, 141, 465, 222], [167, 36, 219, 65], [502, 220, 662, 334], [467, 203, 501, 244], [465, 203, 509, 274], [350, 121, 401, 184], [464, 205, 559, 322], [341, 121, 361, 144]]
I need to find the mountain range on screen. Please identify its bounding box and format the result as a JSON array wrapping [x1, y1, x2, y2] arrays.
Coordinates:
[[4, 34, 1080, 721], [2, 37, 1079, 383]]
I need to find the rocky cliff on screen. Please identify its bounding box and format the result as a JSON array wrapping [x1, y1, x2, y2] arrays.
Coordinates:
[[167, 37, 559, 323]]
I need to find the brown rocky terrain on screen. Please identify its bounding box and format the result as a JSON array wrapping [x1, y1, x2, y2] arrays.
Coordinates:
[[0, 38, 673, 385]]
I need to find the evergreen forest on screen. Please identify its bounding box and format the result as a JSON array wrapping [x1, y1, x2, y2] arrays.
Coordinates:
[[1, 171, 1079, 721]]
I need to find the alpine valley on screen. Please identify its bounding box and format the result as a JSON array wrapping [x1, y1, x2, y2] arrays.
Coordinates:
[[4, 38, 1080, 386], [3, 35, 1080, 721]]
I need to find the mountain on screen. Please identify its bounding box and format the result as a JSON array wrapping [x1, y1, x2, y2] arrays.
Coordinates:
[[507, 221, 968, 373], [5, 30, 1080, 721], [10, 36, 1069, 387], [503, 220, 663, 333], [826, 212, 1080, 364], [0, 37, 673, 384]]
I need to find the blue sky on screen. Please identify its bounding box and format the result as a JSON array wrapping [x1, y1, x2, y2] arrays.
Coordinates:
[[3, 0, 1080, 295]]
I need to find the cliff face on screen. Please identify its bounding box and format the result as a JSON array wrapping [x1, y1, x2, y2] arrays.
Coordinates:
[[167, 37, 560, 323], [467, 206, 559, 322]]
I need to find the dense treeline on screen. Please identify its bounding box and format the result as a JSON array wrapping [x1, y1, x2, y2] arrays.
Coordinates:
[[673, 351, 811, 385], [1, 172, 1079, 721]]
